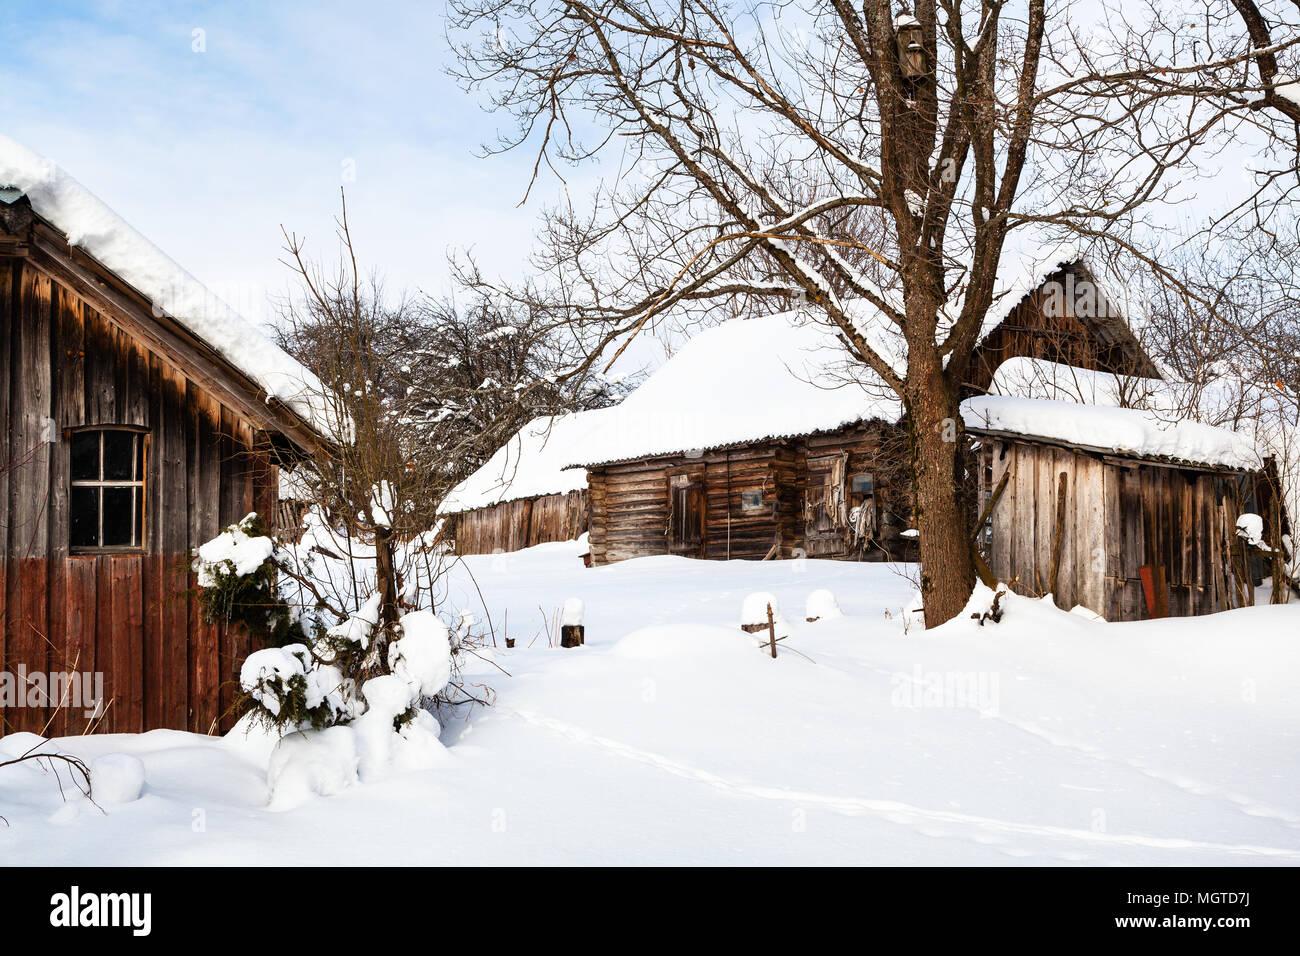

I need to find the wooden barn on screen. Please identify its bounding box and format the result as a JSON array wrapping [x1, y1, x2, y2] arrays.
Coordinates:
[[965, 396, 1265, 619], [575, 251, 1159, 569], [0, 141, 334, 736], [440, 412, 596, 555]]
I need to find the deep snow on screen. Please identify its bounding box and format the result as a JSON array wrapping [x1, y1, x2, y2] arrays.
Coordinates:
[[2, 542, 1298, 865]]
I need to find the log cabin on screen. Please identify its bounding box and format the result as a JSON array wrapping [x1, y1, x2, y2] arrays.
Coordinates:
[[440, 412, 596, 555], [0, 138, 335, 736], [574, 251, 1160, 570], [963, 396, 1266, 619]]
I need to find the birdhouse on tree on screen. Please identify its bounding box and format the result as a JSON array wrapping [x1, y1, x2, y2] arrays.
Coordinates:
[[894, 10, 927, 80]]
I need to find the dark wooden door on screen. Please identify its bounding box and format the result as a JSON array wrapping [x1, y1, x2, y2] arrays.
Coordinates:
[[667, 475, 706, 557], [803, 455, 849, 557]]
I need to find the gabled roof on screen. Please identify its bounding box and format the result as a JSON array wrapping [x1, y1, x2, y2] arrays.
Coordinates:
[[572, 312, 904, 468], [0, 134, 339, 444], [439, 410, 606, 515]]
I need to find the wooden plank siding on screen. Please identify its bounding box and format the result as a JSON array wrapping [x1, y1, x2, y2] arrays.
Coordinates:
[[0, 252, 279, 737], [978, 437, 1254, 619], [452, 489, 589, 556], [965, 262, 1162, 396]]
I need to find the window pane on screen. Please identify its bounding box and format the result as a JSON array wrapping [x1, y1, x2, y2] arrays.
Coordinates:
[[101, 486, 134, 546], [134, 487, 144, 544], [70, 432, 100, 480], [136, 436, 145, 479], [741, 489, 763, 512], [102, 432, 135, 481], [70, 486, 99, 548], [850, 473, 874, 494]]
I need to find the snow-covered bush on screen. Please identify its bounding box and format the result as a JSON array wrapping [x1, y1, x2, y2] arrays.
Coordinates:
[[388, 611, 453, 701], [239, 644, 353, 731], [192, 513, 305, 647], [260, 610, 455, 807], [239, 606, 452, 735]]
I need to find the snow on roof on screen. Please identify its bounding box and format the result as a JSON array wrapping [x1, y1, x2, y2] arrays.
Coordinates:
[[990, 356, 1156, 406], [0, 135, 339, 441], [991, 355, 1300, 530], [975, 241, 1082, 339], [572, 312, 904, 467], [439, 411, 604, 515], [961, 395, 1262, 471]]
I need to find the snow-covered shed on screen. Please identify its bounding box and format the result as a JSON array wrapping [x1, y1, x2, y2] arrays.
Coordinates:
[[963, 395, 1265, 620], [574, 251, 1160, 567], [439, 412, 600, 554], [0, 136, 336, 737]]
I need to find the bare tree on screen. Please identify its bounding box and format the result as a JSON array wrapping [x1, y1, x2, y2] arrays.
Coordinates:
[[448, 0, 1300, 624]]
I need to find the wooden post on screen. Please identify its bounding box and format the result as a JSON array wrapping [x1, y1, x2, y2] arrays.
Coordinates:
[[561, 597, 585, 647], [766, 603, 777, 659], [1047, 471, 1068, 598], [973, 550, 997, 589]]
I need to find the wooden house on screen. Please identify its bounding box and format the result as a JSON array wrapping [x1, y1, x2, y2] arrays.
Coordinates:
[[575, 252, 1158, 569], [0, 140, 334, 736], [964, 396, 1264, 619], [440, 413, 596, 555]]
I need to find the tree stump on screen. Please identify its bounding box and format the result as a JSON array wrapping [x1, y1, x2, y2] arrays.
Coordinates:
[[560, 624, 585, 648]]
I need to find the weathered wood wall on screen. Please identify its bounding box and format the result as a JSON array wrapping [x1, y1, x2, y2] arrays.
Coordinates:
[[1, 254, 277, 737], [966, 264, 1162, 396], [452, 489, 589, 555], [977, 438, 1255, 619], [587, 423, 915, 566]]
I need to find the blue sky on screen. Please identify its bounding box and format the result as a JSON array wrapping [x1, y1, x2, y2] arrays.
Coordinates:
[[0, 0, 565, 324]]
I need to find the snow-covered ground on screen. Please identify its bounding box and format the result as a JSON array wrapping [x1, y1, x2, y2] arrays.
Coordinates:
[[3, 542, 1299, 865]]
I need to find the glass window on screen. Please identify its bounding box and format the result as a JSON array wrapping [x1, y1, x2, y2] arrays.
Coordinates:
[[741, 489, 763, 512], [69, 429, 147, 551], [850, 473, 874, 495]]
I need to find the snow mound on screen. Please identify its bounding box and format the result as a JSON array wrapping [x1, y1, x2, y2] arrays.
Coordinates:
[[611, 625, 757, 661], [805, 589, 843, 621], [267, 726, 360, 811], [90, 753, 145, 804], [741, 592, 791, 638]]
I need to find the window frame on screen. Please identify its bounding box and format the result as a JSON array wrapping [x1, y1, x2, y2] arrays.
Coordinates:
[[849, 472, 875, 497], [67, 425, 150, 554]]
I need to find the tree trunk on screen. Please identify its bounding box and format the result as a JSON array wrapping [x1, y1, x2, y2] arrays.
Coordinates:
[[374, 525, 401, 630], [906, 358, 976, 627]]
